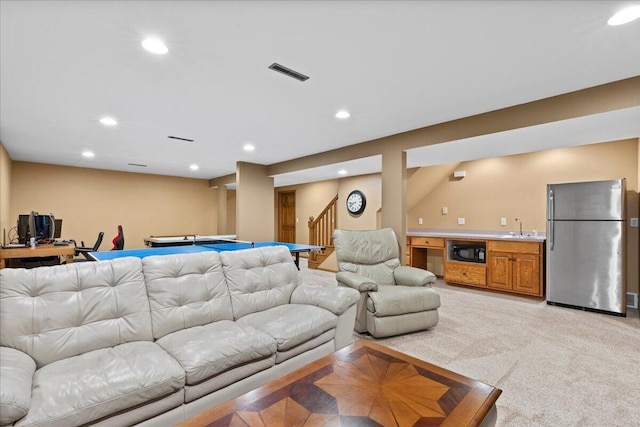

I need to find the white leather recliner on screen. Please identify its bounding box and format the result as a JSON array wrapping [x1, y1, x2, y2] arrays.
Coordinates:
[[334, 228, 441, 338]]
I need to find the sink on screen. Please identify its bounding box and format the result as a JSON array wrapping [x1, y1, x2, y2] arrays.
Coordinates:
[[500, 234, 530, 239]]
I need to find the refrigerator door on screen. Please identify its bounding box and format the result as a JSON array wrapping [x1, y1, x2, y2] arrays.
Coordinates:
[[546, 220, 625, 314], [547, 179, 625, 221]]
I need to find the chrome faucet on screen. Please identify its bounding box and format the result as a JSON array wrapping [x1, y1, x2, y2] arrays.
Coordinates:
[[515, 218, 523, 235]]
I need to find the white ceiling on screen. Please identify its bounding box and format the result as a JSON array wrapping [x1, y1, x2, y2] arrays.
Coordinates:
[[1, 1, 639, 187]]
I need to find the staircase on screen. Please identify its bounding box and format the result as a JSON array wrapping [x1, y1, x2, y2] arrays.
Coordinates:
[[307, 194, 338, 269]]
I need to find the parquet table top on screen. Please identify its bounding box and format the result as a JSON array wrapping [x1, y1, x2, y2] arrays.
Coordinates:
[[178, 340, 501, 427]]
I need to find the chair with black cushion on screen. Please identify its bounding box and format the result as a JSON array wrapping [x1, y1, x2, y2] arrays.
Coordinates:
[[334, 228, 441, 338], [71, 232, 104, 261], [112, 225, 124, 250]]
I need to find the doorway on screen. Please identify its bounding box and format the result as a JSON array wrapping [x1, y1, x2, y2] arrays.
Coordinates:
[[278, 191, 296, 243]]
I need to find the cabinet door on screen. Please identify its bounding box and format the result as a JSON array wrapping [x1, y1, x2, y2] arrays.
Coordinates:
[[512, 254, 541, 295], [487, 252, 511, 290]]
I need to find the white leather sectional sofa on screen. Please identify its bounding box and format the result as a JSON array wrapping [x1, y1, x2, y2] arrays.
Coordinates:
[[0, 246, 359, 427]]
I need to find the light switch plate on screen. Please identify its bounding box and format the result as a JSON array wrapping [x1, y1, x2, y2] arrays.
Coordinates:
[[418, 218, 423, 225], [500, 217, 507, 226], [442, 207, 448, 215], [457, 217, 465, 225], [631, 218, 639, 227]]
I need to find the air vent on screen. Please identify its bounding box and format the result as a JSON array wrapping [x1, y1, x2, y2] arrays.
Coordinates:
[[128, 163, 148, 168], [268, 63, 309, 82], [168, 136, 194, 142], [627, 292, 638, 309]]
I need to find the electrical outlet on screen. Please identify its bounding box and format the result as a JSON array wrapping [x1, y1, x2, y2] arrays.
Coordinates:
[[418, 218, 423, 225], [442, 207, 448, 215], [457, 217, 465, 225], [631, 218, 639, 227], [501, 217, 507, 226]]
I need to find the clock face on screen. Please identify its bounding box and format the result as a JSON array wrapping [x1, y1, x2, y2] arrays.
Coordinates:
[[346, 190, 366, 215]]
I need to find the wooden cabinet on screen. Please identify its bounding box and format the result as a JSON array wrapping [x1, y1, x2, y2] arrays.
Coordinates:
[[444, 261, 486, 287], [486, 241, 543, 296]]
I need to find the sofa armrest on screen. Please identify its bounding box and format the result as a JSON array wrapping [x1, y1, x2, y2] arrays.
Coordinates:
[[394, 266, 436, 287], [291, 284, 360, 315], [335, 271, 378, 292], [0, 347, 36, 426]]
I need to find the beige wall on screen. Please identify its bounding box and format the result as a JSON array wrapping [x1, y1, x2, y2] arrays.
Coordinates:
[[9, 162, 217, 250], [408, 139, 638, 231], [0, 142, 13, 245]]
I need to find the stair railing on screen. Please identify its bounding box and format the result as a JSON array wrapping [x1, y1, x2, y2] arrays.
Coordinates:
[[308, 194, 338, 265]]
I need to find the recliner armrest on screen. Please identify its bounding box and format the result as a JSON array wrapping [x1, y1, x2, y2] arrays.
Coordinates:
[[336, 271, 378, 292], [0, 347, 36, 426], [291, 284, 360, 315], [394, 266, 436, 287]]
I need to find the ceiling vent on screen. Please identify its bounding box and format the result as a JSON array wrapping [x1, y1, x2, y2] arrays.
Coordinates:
[[168, 136, 194, 142], [128, 163, 147, 167], [268, 63, 309, 82]]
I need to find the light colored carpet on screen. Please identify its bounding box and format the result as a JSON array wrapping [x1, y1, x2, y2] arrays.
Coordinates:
[[299, 261, 640, 427]]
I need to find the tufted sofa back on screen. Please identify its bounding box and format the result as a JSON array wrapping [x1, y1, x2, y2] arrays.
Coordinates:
[[0, 258, 152, 368], [221, 246, 300, 319], [142, 251, 232, 339], [334, 228, 401, 286]]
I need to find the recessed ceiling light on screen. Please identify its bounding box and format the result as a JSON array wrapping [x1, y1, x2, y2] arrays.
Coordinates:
[[82, 151, 95, 158], [243, 144, 255, 152], [338, 169, 348, 175], [189, 164, 199, 171], [99, 117, 117, 126], [141, 38, 168, 54], [608, 5, 640, 25], [335, 110, 350, 119]]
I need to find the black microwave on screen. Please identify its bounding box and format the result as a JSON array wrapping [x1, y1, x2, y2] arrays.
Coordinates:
[[452, 245, 486, 263]]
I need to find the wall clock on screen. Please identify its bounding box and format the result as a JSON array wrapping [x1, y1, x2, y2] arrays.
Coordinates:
[[346, 190, 366, 215]]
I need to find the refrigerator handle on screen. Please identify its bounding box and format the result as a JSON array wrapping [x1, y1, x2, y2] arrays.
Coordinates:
[[549, 189, 554, 250]]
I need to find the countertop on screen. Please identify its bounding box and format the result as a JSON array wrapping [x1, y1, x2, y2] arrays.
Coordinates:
[[407, 228, 546, 243]]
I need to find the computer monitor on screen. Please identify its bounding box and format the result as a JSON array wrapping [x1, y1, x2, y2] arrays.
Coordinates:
[[28, 212, 56, 242]]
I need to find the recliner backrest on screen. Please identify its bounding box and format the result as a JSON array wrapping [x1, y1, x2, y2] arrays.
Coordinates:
[[334, 228, 401, 286]]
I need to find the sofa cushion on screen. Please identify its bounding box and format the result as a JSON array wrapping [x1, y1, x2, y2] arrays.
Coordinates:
[[0, 258, 153, 368], [142, 251, 233, 339], [16, 341, 185, 427], [366, 284, 441, 316], [156, 320, 275, 386], [0, 347, 35, 426], [237, 304, 337, 352], [221, 246, 301, 319]]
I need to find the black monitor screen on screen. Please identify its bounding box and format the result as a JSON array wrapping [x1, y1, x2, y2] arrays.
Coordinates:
[[54, 219, 62, 238], [17, 215, 29, 244]]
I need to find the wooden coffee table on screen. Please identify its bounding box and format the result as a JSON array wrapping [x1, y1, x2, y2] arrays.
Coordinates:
[[178, 340, 501, 427]]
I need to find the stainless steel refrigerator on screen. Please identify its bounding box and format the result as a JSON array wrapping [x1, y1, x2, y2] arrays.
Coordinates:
[[546, 179, 626, 316]]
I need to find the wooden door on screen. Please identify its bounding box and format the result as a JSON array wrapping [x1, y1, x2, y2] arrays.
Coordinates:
[[487, 252, 511, 290], [512, 254, 540, 295], [278, 191, 296, 243]]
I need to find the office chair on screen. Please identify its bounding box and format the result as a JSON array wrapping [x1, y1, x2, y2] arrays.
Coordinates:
[[112, 225, 124, 250], [71, 232, 104, 261]]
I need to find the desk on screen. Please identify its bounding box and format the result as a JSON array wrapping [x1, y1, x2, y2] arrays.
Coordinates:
[[0, 244, 75, 269], [89, 241, 324, 269]]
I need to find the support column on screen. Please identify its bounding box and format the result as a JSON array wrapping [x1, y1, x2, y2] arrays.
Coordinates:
[[236, 162, 274, 241], [381, 149, 407, 263], [215, 186, 227, 234]]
